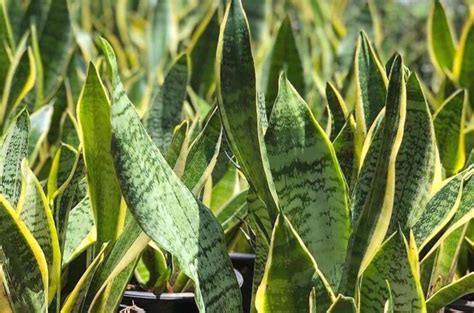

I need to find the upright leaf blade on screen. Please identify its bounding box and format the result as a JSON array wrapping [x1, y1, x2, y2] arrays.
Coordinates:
[[77, 63, 123, 247], [425, 272, 474, 312], [354, 31, 388, 137], [342, 55, 406, 295], [0, 109, 29, 208], [428, 0, 456, 73], [434, 90, 466, 176], [453, 12, 474, 108], [216, 0, 279, 217], [389, 74, 436, 233], [100, 38, 242, 313], [264, 16, 305, 116], [265, 74, 350, 289]]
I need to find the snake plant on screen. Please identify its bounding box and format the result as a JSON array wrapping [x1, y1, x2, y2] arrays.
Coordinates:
[[0, 0, 472, 312]]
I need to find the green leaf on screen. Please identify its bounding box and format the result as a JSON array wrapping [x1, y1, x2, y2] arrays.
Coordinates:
[[0, 0, 14, 92], [60, 245, 106, 313], [100, 37, 242, 312], [216, 0, 279, 217], [413, 173, 464, 249], [62, 196, 95, 266], [327, 295, 356, 313], [434, 90, 466, 176], [255, 215, 334, 313], [264, 16, 305, 116], [265, 74, 350, 289], [189, 8, 219, 98], [17, 161, 60, 304], [388, 74, 436, 233], [0, 109, 29, 208], [425, 272, 474, 312], [354, 31, 388, 137], [28, 104, 53, 163], [342, 55, 406, 295], [359, 232, 426, 312], [216, 189, 248, 234], [166, 120, 189, 169], [453, 12, 474, 108], [326, 82, 349, 141], [39, 0, 74, 101], [144, 54, 190, 151], [181, 107, 223, 194], [428, 0, 456, 73], [147, 0, 174, 74], [0, 195, 48, 312], [77, 63, 123, 247]]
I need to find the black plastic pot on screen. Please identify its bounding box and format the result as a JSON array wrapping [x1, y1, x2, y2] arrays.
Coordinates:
[[119, 269, 244, 313], [445, 294, 474, 312], [229, 253, 256, 313]]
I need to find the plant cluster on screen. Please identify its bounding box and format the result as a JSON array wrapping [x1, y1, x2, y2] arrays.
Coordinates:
[[0, 0, 472, 312]]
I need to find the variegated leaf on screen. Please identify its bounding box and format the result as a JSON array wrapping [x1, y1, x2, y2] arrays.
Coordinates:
[[216, 0, 279, 217], [327, 295, 356, 313], [265, 74, 350, 289], [255, 215, 334, 313], [0, 195, 48, 312], [428, 0, 456, 73], [17, 161, 60, 304], [425, 272, 474, 312], [453, 12, 474, 108], [359, 232, 426, 312], [0, 109, 29, 208], [326, 82, 349, 141], [28, 104, 53, 163], [388, 73, 436, 234], [342, 55, 406, 295], [100, 38, 242, 313]]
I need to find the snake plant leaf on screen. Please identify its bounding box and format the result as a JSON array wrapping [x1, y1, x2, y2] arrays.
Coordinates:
[[333, 116, 357, 188], [145, 54, 189, 152], [359, 231, 426, 312], [181, 107, 223, 194], [412, 173, 463, 248], [210, 161, 239, 212], [327, 295, 356, 313], [434, 90, 466, 176], [428, 0, 456, 73], [354, 31, 388, 137], [425, 272, 474, 312], [0, 195, 48, 312], [17, 161, 60, 304], [326, 82, 349, 141], [342, 55, 406, 295], [166, 120, 189, 169], [388, 73, 436, 234], [39, 0, 74, 102], [189, 8, 219, 98], [216, 0, 279, 217], [255, 214, 334, 313], [77, 62, 123, 247], [60, 245, 106, 313], [100, 37, 242, 313], [453, 12, 474, 108], [264, 16, 305, 116], [61, 112, 80, 148], [53, 152, 86, 246], [265, 73, 350, 289], [383, 280, 395, 313], [62, 196, 95, 267], [28, 104, 53, 163], [0, 109, 29, 208]]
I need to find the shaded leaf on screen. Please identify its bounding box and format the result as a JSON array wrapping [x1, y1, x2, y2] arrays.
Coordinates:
[[426, 272, 474, 312], [428, 0, 456, 73]]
